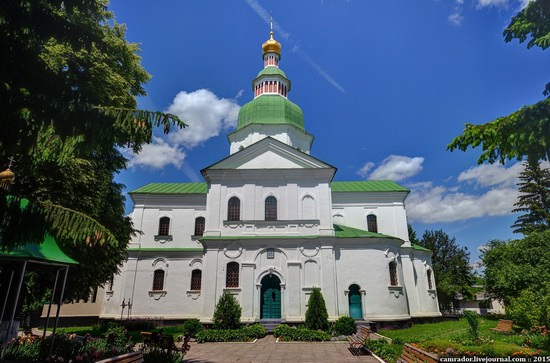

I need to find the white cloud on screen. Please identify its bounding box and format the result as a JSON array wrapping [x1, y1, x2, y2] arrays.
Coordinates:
[[405, 162, 528, 224], [406, 181, 519, 223], [361, 155, 424, 181], [166, 89, 240, 148], [457, 162, 523, 187], [476, 0, 509, 8], [124, 137, 186, 170], [448, 11, 464, 26], [357, 162, 375, 178]]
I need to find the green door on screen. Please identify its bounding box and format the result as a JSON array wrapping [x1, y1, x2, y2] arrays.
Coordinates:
[[261, 275, 281, 319], [349, 284, 363, 319]]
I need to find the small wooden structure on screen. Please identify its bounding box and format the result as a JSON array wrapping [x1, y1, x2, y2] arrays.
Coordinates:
[[347, 325, 371, 349], [397, 343, 439, 363], [490, 319, 513, 333]]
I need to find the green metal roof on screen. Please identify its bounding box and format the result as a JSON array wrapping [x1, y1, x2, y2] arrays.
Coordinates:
[[237, 95, 304, 131], [0, 234, 79, 265], [127, 248, 203, 252], [333, 224, 399, 239], [330, 181, 409, 193], [256, 67, 287, 79], [130, 181, 408, 194], [410, 243, 432, 252], [130, 182, 207, 194]]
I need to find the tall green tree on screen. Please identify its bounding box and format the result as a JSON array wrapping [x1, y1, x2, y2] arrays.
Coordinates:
[[481, 231, 550, 327], [511, 160, 550, 235], [305, 287, 329, 331], [212, 291, 242, 330], [417, 230, 475, 308], [447, 0, 550, 164], [0, 0, 186, 300]]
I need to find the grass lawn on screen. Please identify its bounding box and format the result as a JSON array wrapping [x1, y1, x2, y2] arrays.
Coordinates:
[[377, 318, 549, 360]]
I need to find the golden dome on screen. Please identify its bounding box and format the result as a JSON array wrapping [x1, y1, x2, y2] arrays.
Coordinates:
[[262, 31, 281, 56], [0, 168, 15, 184]]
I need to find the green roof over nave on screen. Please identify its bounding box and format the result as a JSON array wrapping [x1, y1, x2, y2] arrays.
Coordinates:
[[237, 95, 304, 131], [130, 180, 408, 194]]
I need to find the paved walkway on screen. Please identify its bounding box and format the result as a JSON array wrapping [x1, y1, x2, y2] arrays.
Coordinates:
[[183, 335, 379, 363]]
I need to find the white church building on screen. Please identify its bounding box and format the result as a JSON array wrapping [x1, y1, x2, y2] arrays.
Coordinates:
[[95, 29, 441, 325]]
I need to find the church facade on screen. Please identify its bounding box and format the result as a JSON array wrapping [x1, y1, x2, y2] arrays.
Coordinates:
[[99, 29, 441, 324]]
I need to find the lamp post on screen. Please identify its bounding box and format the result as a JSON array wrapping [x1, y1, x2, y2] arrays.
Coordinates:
[[127, 298, 132, 320], [120, 298, 127, 320]]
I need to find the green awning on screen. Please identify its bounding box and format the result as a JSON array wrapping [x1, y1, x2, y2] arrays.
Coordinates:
[[0, 234, 79, 265]]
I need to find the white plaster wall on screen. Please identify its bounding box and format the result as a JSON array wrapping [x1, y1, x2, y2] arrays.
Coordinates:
[[331, 192, 409, 240], [335, 241, 410, 321], [228, 124, 313, 155], [411, 254, 440, 316]]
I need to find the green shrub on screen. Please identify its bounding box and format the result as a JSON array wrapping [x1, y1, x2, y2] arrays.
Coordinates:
[[305, 287, 329, 331], [182, 319, 204, 338], [195, 329, 250, 343], [243, 324, 267, 339], [334, 316, 357, 336], [463, 310, 480, 341], [364, 339, 397, 362], [142, 346, 184, 363], [104, 324, 129, 347], [273, 324, 330, 341], [213, 291, 242, 330], [506, 288, 550, 329], [195, 324, 266, 343]]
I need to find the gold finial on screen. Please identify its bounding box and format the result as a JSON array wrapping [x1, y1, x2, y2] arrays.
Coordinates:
[[262, 13, 281, 56]]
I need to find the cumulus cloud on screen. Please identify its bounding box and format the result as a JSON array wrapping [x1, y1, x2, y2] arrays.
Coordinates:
[[405, 162, 527, 223], [458, 163, 523, 187], [406, 181, 519, 223], [359, 155, 424, 181], [124, 137, 186, 170], [166, 89, 240, 148]]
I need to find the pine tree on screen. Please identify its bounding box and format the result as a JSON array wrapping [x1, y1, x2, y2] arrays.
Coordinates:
[[213, 291, 242, 330], [512, 160, 550, 235], [305, 287, 329, 331]]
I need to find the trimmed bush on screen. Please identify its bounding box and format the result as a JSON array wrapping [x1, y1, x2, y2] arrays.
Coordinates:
[[334, 316, 357, 336], [273, 324, 330, 342], [243, 324, 267, 339], [213, 291, 242, 330], [463, 310, 480, 341], [305, 287, 329, 331], [195, 324, 266, 343], [182, 319, 204, 338]]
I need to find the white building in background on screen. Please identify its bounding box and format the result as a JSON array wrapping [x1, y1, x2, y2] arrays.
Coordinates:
[[96, 28, 441, 325]]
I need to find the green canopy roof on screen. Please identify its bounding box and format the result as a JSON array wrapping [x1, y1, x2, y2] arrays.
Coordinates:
[[0, 234, 78, 265], [256, 67, 287, 79], [333, 224, 400, 239], [237, 95, 304, 131]]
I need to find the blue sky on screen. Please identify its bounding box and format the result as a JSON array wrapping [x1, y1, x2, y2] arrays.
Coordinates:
[[109, 0, 547, 267]]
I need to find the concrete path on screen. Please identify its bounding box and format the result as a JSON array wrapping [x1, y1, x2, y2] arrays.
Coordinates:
[[183, 335, 379, 363]]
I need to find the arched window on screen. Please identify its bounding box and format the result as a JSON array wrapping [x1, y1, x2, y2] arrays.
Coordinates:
[[152, 269, 165, 291], [227, 197, 241, 221], [190, 269, 202, 291], [194, 217, 205, 236], [427, 269, 433, 290], [226, 262, 239, 288], [367, 214, 378, 233], [265, 196, 277, 221], [158, 217, 170, 236], [389, 261, 398, 286]]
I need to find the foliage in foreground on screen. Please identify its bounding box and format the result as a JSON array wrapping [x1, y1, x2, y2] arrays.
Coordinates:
[[141, 346, 184, 363], [273, 324, 330, 342], [482, 230, 550, 328], [333, 316, 357, 336], [364, 339, 397, 362], [379, 317, 549, 358], [212, 291, 242, 330], [304, 287, 329, 331], [182, 319, 205, 338], [195, 324, 267, 343], [1, 332, 130, 362]]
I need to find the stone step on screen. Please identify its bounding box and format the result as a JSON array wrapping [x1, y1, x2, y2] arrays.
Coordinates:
[[258, 319, 281, 333]]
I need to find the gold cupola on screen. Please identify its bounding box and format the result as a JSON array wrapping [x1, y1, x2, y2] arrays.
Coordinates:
[[262, 30, 281, 56]]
